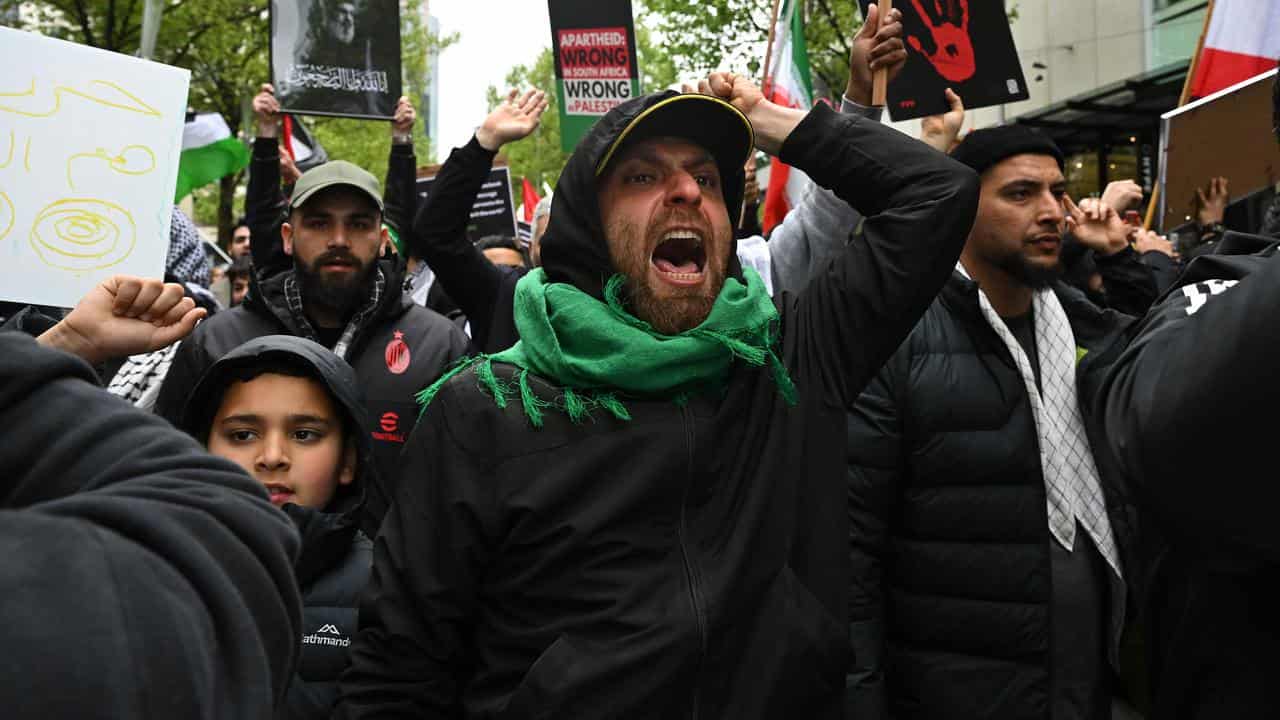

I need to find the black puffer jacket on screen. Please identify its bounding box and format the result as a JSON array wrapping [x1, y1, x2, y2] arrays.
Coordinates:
[[178, 335, 376, 720], [0, 332, 301, 719], [1095, 232, 1280, 719], [336, 96, 980, 718], [155, 152, 470, 527], [846, 274, 1145, 719]]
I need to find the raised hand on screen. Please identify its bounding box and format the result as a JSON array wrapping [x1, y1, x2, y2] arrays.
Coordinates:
[[1133, 228, 1178, 259], [391, 96, 416, 139], [1100, 179, 1144, 213], [699, 72, 804, 156], [253, 83, 281, 138], [1065, 196, 1129, 256], [846, 3, 908, 105], [907, 0, 976, 83], [1196, 176, 1229, 227], [919, 87, 964, 152], [38, 276, 206, 364], [476, 89, 549, 152]]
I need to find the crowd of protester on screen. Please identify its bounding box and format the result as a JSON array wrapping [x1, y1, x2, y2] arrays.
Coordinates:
[[6, 4, 1280, 719]]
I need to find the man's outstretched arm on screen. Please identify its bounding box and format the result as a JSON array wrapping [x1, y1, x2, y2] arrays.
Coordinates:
[[0, 332, 301, 719]]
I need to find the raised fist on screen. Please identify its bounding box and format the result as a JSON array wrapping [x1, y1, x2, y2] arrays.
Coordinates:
[[907, 0, 976, 84]]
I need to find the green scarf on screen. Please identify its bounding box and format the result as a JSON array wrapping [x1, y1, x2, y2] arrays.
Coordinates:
[[416, 266, 796, 428]]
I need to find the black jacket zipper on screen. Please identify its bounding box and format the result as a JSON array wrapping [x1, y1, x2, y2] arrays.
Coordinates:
[[677, 403, 707, 720]]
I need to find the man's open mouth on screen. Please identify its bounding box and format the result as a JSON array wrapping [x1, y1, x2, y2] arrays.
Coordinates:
[[651, 230, 706, 286]]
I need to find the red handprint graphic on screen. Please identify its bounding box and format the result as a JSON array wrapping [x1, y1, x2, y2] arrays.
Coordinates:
[[907, 0, 976, 83]]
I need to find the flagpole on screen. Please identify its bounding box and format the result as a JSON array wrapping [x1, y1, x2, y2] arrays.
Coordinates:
[[1144, 0, 1215, 230], [761, 0, 784, 96], [871, 0, 894, 106], [746, 0, 785, 233]]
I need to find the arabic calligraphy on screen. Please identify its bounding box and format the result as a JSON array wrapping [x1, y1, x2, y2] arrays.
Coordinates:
[[66, 144, 157, 190]]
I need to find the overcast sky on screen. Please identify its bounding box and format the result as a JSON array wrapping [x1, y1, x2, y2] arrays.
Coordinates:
[[430, 1, 552, 161]]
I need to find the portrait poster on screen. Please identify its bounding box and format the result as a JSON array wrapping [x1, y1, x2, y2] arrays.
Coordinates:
[[548, 0, 641, 153], [416, 165, 518, 242], [271, 0, 402, 119], [0, 27, 189, 307], [858, 0, 1029, 121]]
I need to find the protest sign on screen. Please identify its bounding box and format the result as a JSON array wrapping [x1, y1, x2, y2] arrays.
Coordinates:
[[549, 0, 641, 152], [271, 0, 402, 119], [0, 27, 189, 308], [416, 164, 518, 242], [858, 0, 1028, 120], [1158, 67, 1280, 231]]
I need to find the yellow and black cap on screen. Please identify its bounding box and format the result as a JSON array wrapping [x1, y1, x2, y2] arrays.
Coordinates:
[[595, 92, 755, 183]]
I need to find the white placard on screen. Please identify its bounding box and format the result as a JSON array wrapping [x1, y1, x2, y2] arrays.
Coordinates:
[[0, 27, 191, 307]]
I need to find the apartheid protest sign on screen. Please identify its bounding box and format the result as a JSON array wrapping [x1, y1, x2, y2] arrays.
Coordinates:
[[416, 165, 519, 242], [858, 0, 1028, 121], [271, 0, 402, 120], [549, 0, 641, 152]]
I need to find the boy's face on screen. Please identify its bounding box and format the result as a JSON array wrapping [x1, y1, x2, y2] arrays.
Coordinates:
[[207, 373, 355, 509]]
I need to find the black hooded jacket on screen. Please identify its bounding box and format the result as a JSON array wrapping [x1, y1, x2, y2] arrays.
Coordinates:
[[1093, 231, 1280, 719], [336, 94, 980, 719], [154, 150, 471, 523], [179, 336, 377, 720], [0, 331, 302, 719]]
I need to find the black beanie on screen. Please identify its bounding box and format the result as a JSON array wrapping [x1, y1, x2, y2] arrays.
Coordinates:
[[950, 125, 1065, 176]]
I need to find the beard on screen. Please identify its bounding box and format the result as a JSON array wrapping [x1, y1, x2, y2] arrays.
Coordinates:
[[605, 210, 729, 335], [994, 247, 1063, 289], [294, 250, 374, 320]]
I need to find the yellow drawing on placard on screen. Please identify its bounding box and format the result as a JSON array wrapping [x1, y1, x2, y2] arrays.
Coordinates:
[[0, 191, 13, 242], [67, 144, 156, 190], [29, 198, 137, 273], [23, 137, 31, 172], [0, 78, 161, 119], [0, 130, 12, 169]]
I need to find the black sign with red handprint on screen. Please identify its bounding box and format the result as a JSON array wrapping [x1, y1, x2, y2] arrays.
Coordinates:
[[858, 0, 1028, 121]]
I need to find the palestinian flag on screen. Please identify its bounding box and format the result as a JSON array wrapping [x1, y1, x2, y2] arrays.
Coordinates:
[[762, 0, 814, 235], [174, 113, 249, 201], [1188, 0, 1280, 99]]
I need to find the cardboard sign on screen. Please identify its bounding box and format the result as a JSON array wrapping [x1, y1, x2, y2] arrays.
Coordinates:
[[416, 165, 518, 242], [858, 0, 1028, 120], [271, 0, 403, 119], [1158, 68, 1280, 232], [549, 0, 641, 152], [0, 27, 190, 307]]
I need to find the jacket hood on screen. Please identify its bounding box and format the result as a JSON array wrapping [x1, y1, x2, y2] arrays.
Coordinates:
[[540, 90, 748, 299], [178, 334, 376, 523]]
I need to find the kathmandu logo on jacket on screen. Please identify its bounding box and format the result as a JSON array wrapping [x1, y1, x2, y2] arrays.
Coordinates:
[[385, 330, 411, 374], [302, 623, 350, 647]]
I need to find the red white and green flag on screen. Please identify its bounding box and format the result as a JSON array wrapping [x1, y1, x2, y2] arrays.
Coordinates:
[[1188, 0, 1280, 99], [175, 113, 249, 201], [762, 0, 814, 235]]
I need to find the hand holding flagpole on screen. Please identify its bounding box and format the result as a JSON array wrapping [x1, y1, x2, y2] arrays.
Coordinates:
[[872, 0, 895, 106]]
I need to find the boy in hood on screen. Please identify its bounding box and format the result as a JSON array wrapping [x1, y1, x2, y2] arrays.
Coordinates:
[[179, 335, 374, 720]]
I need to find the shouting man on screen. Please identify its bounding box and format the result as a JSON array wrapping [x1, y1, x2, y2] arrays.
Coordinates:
[[337, 17, 979, 720]]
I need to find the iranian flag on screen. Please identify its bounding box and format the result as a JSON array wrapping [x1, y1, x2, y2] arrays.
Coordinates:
[[762, 0, 814, 235], [1188, 0, 1280, 99], [174, 113, 249, 201]]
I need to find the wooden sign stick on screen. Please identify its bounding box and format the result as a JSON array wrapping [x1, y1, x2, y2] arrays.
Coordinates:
[[871, 0, 894, 106]]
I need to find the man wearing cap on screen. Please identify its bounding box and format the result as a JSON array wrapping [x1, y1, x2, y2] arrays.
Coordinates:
[[845, 125, 1146, 719], [337, 12, 980, 718], [156, 159, 470, 529]]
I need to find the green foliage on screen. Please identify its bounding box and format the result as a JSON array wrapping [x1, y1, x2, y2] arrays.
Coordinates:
[[486, 14, 678, 198], [639, 0, 863, 101], [486, 48, 567, 195]]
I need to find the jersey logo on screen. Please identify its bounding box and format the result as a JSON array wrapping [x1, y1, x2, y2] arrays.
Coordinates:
[[385, 330, 411, 374], [1181, 279, 1238, 316]]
